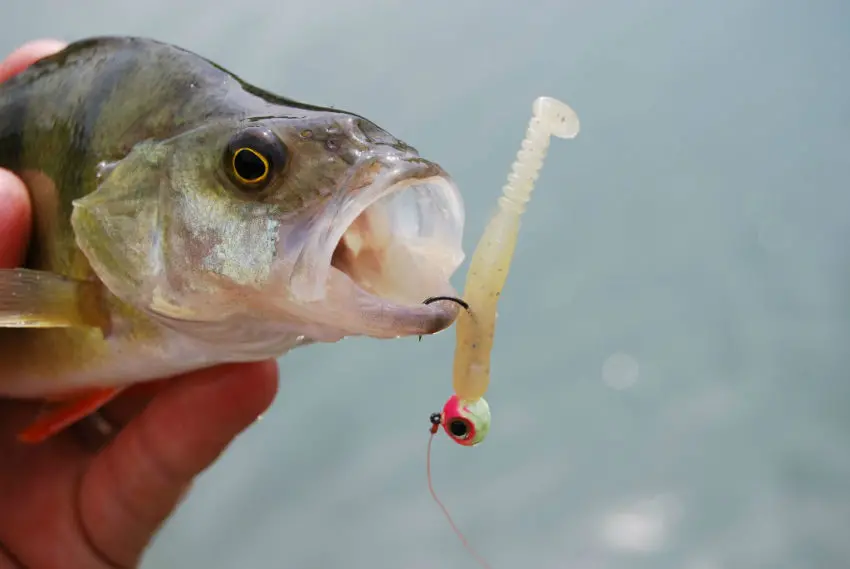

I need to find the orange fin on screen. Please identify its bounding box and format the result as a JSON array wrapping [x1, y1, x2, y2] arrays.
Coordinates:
[[122, 378, 169, 398], [17, 387, 123, 443]]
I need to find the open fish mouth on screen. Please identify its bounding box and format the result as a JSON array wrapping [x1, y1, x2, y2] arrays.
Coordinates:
[[282, 157, 466, 340]]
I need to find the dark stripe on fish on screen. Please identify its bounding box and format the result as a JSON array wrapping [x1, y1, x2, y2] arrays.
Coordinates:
[[0, 95, 27, 171], [58, 49, 139, 210]]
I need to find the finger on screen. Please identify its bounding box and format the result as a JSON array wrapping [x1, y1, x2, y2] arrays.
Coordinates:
[[0, 40, 63, 268], [0, 169, 32, 268], [78, 360, 279, 567], [97, 378, 173, 429], [70, 380, 175, 450], [73, 379, 205, 453], [0, 39, 66, 82]]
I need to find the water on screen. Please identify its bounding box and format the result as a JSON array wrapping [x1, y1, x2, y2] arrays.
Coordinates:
[[4, 1, 850, 567]]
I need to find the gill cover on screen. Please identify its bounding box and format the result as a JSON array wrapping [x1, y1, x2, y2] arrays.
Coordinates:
[[71, 140, 171, 312], [71, 130, 286, 322]]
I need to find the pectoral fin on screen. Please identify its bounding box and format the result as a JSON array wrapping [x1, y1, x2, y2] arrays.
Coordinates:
[[17, 387, 123, 443], [0, 269, 110, 332]]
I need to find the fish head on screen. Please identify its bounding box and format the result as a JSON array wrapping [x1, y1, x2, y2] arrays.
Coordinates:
[[71, 109, 466, 348]]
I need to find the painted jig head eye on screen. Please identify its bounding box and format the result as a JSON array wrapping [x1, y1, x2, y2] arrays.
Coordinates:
[[440, 394, 491, 446]]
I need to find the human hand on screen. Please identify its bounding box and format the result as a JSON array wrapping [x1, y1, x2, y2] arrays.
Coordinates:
[[0, 40, 279, 569]]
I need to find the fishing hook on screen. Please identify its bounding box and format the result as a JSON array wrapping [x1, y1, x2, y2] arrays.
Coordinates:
[[419, 296, 470, 342]]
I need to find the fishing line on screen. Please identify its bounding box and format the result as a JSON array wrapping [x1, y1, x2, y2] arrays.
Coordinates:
[[426, 420, 493, 569]]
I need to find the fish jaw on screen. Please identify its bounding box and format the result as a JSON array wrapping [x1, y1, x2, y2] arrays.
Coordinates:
[[269, 155, 467, 341]]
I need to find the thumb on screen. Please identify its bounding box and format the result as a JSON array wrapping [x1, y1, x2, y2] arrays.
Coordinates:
[[78, 361, 279, 566], [0, 169, 32, 268], [0, 39, 67, 82]]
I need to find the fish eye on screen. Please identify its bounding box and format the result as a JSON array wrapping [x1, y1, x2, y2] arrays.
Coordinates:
[[223, 128, 288, 191], [233, 148, 268, 183], [448, 418, 471, 439]]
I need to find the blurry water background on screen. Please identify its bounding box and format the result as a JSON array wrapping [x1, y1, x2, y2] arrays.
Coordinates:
[[4, 1, 850, 568]]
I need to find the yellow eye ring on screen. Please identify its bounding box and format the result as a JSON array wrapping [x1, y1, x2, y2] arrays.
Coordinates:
[[231, 147, 270, 184], [223, 127, 287, 193]]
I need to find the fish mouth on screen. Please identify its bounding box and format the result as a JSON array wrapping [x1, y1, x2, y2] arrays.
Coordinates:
[[281, 157, 466, 340]]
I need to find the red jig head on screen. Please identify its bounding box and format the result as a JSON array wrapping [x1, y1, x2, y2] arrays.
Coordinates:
[[432, 394, 491, 447]]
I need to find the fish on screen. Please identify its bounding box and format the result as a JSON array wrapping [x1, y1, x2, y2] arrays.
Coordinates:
[[0, 36, 466, 442]]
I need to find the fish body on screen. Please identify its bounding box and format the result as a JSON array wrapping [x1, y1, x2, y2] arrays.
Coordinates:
[[0, 36, 465, 411]]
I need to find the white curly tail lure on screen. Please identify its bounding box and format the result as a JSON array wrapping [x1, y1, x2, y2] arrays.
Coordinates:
[[426, 96, 580, 568]]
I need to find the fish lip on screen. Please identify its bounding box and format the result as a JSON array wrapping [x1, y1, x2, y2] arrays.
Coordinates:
[[285, 155, 465, 338]]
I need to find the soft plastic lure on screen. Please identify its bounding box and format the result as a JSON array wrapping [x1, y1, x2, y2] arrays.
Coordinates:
[[431, 95, 580, 444], [426, 95, 580, 567]]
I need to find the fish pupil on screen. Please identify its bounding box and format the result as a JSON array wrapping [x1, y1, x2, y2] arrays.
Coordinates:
[[449, 419, 469, 438], [234, 148, 267, 182], [224, 127, 287, 191]]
